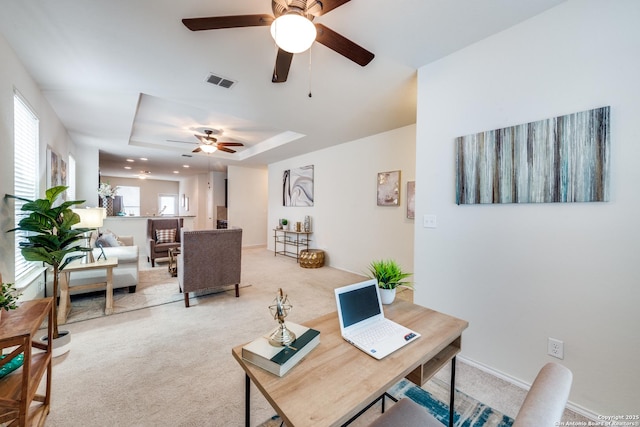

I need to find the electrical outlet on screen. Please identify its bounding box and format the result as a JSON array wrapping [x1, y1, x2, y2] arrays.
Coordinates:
[[423, 214, 437, 228], [548, 338, 564, 359]]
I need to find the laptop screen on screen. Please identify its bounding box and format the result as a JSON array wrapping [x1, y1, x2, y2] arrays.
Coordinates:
[[338, 282, 382, 328]]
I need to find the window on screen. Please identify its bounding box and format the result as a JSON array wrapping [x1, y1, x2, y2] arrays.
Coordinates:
[[117, 186, 140, 216], [13, 92, 39, 281], [158, 194, 178, 216]]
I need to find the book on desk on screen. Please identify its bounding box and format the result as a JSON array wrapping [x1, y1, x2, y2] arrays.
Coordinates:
[[242, 322, 320, 377]]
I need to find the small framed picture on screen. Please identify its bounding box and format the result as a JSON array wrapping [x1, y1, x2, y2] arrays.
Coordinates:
[[377, 170, 401, 206], [407, 181, 415, 219]]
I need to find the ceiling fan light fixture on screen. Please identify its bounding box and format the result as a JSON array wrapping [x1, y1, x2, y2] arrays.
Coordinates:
[[199, 144, 218, 154], [270, 13, 316, 54]]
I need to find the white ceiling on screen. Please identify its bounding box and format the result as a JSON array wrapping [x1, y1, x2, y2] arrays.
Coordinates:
[[0, 0, 565, 180]]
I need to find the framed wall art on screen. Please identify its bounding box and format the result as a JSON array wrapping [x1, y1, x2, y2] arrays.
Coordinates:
[[47, 147, 59, 189], [406, 181, 415, 219], [377, 170, 400, 206], [283, 165, 314, 207], [455, 106, 610, 205]]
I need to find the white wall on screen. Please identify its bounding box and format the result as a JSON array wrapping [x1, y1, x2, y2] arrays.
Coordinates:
[[0, 32, 75, 284], [228, 165, 268, 247], [268, 125, 416, 275], [414, 0, 639, 416]]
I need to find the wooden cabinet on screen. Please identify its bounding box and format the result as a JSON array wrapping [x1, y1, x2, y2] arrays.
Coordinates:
[[273, 229, 312, 262], [0, 298, 53, 426]]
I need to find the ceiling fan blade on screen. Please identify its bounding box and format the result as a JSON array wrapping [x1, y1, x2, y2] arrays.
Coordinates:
[[315, 24, 374, 66], [182, 14, 274, 31], [218, 146, 236, 154], [272, 49, 294, 83], [192, 147, 202, 153], [195, 134, 211, 144], [167, 140, 196, 145], [316, 0, 351, 15], [217, 142, 244, 147]]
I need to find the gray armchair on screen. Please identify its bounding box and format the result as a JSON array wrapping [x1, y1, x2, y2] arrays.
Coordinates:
[[178, 228, 242, 307], [147, 218, 183, 267]]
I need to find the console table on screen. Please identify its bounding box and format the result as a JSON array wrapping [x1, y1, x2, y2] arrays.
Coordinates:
[[273, 229, 312, 262]]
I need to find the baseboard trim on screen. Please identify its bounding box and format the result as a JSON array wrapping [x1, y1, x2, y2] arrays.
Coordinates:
[[458, 355, 601, 422]]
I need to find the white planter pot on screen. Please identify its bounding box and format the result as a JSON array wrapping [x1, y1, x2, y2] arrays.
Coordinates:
[[41, 330, 71, 358], [379, 288, 396, 305]]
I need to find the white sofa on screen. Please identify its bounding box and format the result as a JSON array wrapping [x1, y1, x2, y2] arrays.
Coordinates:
[[46, 234, 139, 296]]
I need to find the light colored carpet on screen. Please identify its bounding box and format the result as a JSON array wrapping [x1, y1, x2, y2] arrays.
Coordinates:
[[40, 248, 588, 426]]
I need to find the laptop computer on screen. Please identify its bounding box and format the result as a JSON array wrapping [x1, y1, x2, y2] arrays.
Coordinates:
[[334, 279, 420, 359]]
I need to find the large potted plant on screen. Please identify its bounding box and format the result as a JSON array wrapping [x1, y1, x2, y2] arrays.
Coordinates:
[[367, 259, 413, 304], [6, 186, 91, 355]]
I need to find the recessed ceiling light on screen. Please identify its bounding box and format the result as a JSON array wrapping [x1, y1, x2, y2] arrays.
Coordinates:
[[183, 165, 190, 168], [126, 159, 134, 162], [173, 171, 179, 174], [124, 166, 132, 170], [140, 158, 148, 161]]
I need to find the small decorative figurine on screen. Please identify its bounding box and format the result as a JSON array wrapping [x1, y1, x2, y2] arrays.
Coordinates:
[[268, 288, 296, 346]]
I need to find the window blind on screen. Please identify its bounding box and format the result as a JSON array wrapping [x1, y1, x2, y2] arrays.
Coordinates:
[[13, 92, 39, 281]]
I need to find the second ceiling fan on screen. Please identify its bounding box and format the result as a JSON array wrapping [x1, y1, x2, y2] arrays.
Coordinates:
[[182, 0, 375, 83], [193, 130, 244, 154]]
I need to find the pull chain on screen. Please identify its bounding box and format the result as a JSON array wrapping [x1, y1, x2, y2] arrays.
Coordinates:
[[308, 45, 313, 98]]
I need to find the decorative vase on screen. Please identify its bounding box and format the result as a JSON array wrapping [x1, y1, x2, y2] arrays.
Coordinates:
[[102, 197, 114, 216], [304, 215, 311, 232], [379, 288, 396, 305]]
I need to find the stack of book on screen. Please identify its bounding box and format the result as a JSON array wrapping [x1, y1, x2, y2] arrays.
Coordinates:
[[241, 322, 320, 377]]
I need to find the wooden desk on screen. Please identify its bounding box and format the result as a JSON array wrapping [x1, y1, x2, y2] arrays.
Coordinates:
[[232, 300, 468, 427], [58, 258, 119, 324]]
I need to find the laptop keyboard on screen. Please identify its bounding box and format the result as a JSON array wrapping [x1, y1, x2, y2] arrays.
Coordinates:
[[351, 321, 405, 347]]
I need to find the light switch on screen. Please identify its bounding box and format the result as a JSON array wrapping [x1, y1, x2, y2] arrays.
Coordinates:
[[423, 214, 437, 228]]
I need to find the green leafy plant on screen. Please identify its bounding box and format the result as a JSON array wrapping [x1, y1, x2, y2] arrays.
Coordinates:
[[5, 186, 91, 338], [281, 219, 288, 226], [0, 281, 21, 312], [367, 259, 413, 290]]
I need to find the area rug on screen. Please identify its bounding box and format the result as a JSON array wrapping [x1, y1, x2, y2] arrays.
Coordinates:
[[64, 267, 249, 324], [258, 378, 513, 427]]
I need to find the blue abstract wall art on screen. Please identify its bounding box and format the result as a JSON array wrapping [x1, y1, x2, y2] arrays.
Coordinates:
[[455, 106, 610, 205]]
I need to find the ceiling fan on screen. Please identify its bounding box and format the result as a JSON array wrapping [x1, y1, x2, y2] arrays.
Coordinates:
[[182, 0, 375, 83], [170, 129, 245, 154]]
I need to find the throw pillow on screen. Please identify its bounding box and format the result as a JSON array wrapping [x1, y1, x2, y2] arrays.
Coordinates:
[[0, 353, 24, 379], [96, 233, 120, 247], [156, 228, 176, 244]]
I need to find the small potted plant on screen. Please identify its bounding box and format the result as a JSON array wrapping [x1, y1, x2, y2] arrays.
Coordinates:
[[281, 219, 289, 231], [367, 259, 413, 304], [0, 279, 21, 321]]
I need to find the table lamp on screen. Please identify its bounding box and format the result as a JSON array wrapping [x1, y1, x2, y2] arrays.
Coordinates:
[[72, 207, 105, 263]]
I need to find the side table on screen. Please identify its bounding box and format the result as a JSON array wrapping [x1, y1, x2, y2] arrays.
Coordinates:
[[168, 247, 181, 277], [58, 258, 119, 324]]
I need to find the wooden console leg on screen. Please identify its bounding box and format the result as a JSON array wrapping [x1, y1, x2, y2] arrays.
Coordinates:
[[235, 284, 239, 297], [184, 292, 190, 308]]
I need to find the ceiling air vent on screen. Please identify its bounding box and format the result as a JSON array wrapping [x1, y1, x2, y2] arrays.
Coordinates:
[[205, 73, 236, 89]]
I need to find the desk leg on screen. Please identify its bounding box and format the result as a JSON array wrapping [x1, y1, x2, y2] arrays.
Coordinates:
[[245, 374, 250, 427], [449, 356, 456, 427], [105, 267, 114, 315]]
